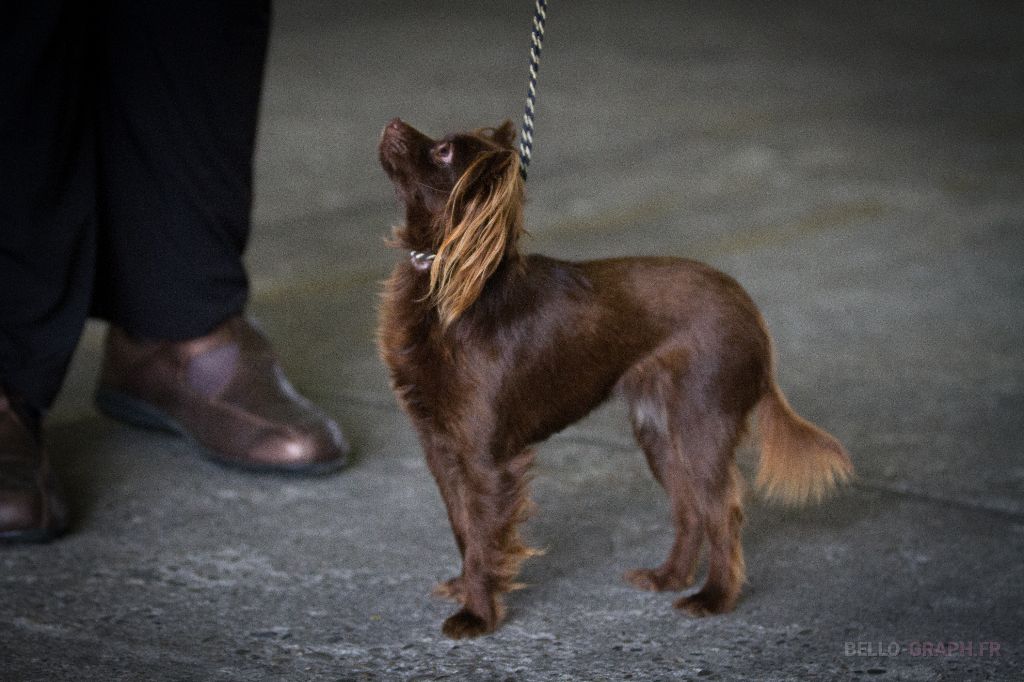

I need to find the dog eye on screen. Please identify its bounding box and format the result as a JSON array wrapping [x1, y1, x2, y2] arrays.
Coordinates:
[[433, 142, 454, 165]]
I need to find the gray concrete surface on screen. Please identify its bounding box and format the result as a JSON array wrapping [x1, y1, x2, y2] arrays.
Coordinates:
[[4, 1, 1023, 680]]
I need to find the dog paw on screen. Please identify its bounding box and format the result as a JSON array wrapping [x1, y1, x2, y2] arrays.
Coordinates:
[[432, 577, 465, 602], [624, 567, 693, 592], [441, 609, 493, 639], [673, 589, 734, 617]]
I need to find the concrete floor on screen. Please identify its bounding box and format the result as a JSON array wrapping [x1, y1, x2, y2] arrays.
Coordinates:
[[4, 1, 1022, 680]]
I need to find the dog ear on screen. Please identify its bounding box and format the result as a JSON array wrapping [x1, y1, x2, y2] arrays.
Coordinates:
[[492, 120, 517, 150], [476, 120, 517, 151], [428, 150, 523, 327]]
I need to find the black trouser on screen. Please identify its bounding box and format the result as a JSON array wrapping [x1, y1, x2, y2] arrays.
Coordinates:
[[0, 1, 270, 413]]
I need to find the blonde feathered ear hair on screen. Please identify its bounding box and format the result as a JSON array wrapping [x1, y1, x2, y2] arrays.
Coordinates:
[[428, 150, 524, 328]]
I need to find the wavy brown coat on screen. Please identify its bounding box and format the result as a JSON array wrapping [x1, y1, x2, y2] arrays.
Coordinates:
[[377, 118, 852, 639]]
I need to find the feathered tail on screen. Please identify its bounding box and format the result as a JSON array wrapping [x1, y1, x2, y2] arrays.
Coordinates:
[[754, 384, 853, 505]]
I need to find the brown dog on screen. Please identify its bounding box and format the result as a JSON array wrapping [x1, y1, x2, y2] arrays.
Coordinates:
[[377, 118, 852, 639]]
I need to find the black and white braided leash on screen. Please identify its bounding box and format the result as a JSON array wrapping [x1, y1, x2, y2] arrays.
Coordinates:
[[518, 0, 548, 181]]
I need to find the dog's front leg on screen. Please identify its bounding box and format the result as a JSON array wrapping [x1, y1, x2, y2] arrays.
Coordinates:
[[439, 448, 537, 639], [420, 439, 470, 604]]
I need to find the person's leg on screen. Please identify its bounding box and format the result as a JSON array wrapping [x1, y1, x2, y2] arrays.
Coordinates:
[[0, 1, 95, 541], [92, 0, 269, 337], [0, 2, 96, 414], [93, 0, 350, 473]]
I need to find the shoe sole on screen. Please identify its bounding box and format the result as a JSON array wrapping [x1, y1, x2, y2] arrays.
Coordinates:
[[94, 387, 349, 476], [0, 524, 66, 544]]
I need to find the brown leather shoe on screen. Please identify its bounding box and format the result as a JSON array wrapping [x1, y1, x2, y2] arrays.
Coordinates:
[[95, 317, 350, 474], [0, 393, 68, 542]]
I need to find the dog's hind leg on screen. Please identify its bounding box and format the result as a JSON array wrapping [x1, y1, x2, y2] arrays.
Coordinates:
[[666, 365, 750, 616], [622, 348, 751, 615], [674, 461, 745, 616], [621, 352, 705, 592]]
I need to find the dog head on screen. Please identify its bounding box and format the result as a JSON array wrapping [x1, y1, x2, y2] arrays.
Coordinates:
[[380, 118, 523, 327]]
